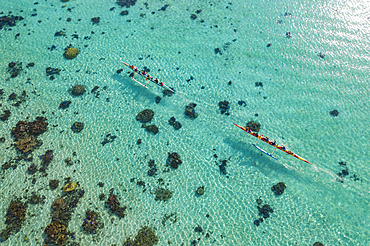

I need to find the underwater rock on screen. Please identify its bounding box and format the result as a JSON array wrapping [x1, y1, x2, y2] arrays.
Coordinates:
[[329, 109, 339, 117], [0, 110, 11, 121], [155, 96, 161, 103], [173, 121, 182, 130], [271, 182, 286, 195], [50, 180, 59, 189], [120, 10, 129, 16], [238, 100, 246, 106], [71, 85, 85, 96], [168, 117, 182, 130], [255, 82, 263, 87], [218, 100, 230, 115], [254, 219, 261, 226], [313, 242, 324, 246], [214, 47, 222, 55], [318, 52, 325, 59], [194, 226, 203, 233], [64, 47, 79, 59], [147, 159, 157, 176], [27, 163, 37, 174], [185, 103, 198, 119], [55, 30, 66, 37], [6, 61, 23, 78], [116, 0, 137, 8], [71, 122, 84, 133], [91, 17, 100, 24], [136, 109, 154, 123], [46, 67, 61, 76], [0, 15, 24, 30], [59, 100, 71, 109], [1, 161, 17, 170], [154, 187, 173, 202], [40, 150, 54, 165], [219, 160, 227, 175], [8, 92, 17, 100], [99, 193, 106, 201], [168, 117, 176, 125], [166, 152, 182, 169], [256, 197, 262, 205], [101, 133, 117, 145], [63, 182, 77, 192], [196, 186, 205, 196], [246, 121, 261, 132], [145, 124, 159, 135], [258, 204, 274, 219], [28, 193, 46, 204]]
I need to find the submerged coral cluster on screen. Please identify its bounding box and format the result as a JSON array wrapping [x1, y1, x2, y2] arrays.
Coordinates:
[[6, 61, 23, 78], [116, 0, 137, 8], [39, 150, 54, 172], [0, 15, 24, 30], [82, 210, 103, 234], [166, 152, 182, 169], [218, 100, 230, 115], [44, 184, 85, 245], [123, 226, 158, 246], [63, 47, 79, 60], [136, 109, 154, 123], [154, 187, 173, 202], [253, 198, 274, 226], [185, 103, 198, 119], [0, 199, 27, 242], [106, 194, 127, 218], [168, 117, 182, 130], [271, 182, 286, 196], [246, 121, 260, 132], [11, 117, 47, 153], [63, 182, 77, 192], [44, 221, 67, 246]]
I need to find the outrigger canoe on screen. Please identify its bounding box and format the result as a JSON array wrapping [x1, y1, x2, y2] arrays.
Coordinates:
[[120, 60, 175, 93], [234, 123, 312, 165]]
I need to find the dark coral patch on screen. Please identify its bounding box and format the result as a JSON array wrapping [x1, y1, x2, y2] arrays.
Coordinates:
[[116, 0, 137, 8], [136, 109, 154, 123]]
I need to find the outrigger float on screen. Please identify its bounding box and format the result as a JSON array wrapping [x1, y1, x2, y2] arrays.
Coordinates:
[[120, 60, 175, 93], [234, 123, 312, 165]]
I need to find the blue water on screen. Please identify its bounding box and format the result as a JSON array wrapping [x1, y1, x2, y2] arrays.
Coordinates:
[[0, 0, 369, 245]]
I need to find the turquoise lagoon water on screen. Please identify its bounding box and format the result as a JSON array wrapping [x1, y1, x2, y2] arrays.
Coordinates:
[[0, 0, 369, 245]]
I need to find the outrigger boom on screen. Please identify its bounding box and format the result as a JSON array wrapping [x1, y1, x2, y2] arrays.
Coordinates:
[[234, 123, 312, 165], [120, 60, 175, 93]]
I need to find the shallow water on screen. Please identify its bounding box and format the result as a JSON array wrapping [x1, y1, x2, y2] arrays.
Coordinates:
[[0, 0, 369, 245]]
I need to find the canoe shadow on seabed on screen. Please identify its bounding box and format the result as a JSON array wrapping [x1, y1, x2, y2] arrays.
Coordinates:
[[223, 136, 306, 180], [111, 72, 193, 113], [111, 73, 160, 101]]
